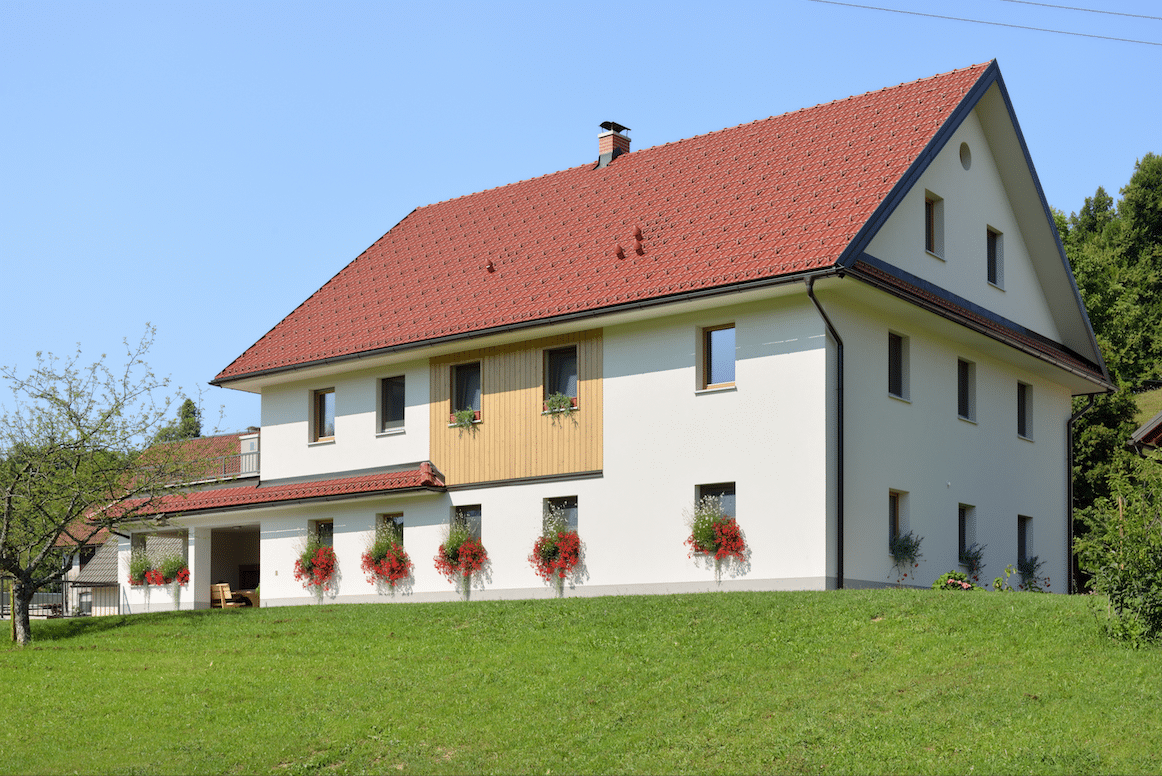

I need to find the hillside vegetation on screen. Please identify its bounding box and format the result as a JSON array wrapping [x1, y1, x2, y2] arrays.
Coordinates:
[[4, 592, 1161, 775]]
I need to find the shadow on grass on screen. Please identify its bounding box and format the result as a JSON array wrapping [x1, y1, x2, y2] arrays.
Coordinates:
[[29, 607, 257, 643]]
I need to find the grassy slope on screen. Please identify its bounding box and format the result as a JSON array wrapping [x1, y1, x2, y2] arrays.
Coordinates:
[[3, 591, 1161, 775], [1135, 387, 1162, 427]]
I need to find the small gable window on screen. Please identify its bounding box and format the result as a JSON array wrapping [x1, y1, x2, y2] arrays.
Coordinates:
[[987, 227, 1004, 288], [701, 324, 736, 389], [925, 192, 944, 258], [312, 388, 335, 442], [544, 346, 578, 408], [888, 331, 909, 400], [380, 375, 405, 433], [452, 362, 482, 420]]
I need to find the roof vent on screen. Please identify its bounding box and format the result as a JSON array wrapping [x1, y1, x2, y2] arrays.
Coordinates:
[[597, 121, 631, 168]]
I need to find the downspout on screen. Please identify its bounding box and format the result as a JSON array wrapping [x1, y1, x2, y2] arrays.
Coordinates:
[[1067, 394, 1097, 594], [806, 275, 844, 589]]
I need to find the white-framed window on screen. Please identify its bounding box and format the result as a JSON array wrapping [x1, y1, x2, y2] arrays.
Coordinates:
[[544, 346, 578, 408], [452, 504, 482, 540], [1017, 515, 1032, 563], [888, 331, 909, 400], [312, 388, 336, 441], [700, 324, 736, 389], [310, 519, 334, 547], [957, 504, 975, 562], [925, 191, 945, 258], [1017, 381, 1033, 439], [987, 227, 1004, 288], [697, 482, 736, 517], [957, 359, 976, 421], [543, 496, 578, 532], [452, 362, 482, 420], [379, 375, 405, 433]]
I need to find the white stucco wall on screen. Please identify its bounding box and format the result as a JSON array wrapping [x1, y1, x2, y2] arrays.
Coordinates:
[[829, 286, 1070, 591], [865, 108, 1062, 342], [258, 358, 430, 481]]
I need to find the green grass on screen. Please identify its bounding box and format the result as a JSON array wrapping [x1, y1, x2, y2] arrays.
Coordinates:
[[4, 590, 1162, 774], [1135, 387, 1162, 426]]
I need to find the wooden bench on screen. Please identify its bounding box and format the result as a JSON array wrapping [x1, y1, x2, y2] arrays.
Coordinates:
[[210, 583, 247, 609]]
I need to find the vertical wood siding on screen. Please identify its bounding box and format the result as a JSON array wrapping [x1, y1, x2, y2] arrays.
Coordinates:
[[429, 329, 602, 485]]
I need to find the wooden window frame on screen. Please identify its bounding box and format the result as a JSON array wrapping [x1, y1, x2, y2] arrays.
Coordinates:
[[700, 324, 737, 390], [380, 375, 406, 433], [312, 388, 335, 442], [543, 345, 579, 409]]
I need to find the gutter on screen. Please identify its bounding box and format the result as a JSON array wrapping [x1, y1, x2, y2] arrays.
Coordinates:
[[1067, 394, 1098, 594], [805, 273, 845, 589]]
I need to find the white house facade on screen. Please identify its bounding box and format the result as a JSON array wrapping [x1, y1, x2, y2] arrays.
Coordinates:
[[117, 61, 1111, 612]]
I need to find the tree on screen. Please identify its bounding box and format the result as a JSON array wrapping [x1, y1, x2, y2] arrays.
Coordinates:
[[153, 397, 202, 443], [1, 328, 196, 644]]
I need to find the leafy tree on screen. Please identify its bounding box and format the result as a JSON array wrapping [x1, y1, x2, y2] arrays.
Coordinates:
[[1075, 454, 1162, 645], [1, 328, 197, 644], [153, 397, 202, 443]]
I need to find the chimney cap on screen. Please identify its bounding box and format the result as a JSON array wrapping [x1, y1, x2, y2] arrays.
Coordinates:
[[600, 121, 630, 134]]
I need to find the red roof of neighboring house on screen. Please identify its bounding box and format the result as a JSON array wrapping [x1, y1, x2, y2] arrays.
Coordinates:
[[122, 462, 444, 518], [54, 521, 110, 547], [215, 63, 995, 383]]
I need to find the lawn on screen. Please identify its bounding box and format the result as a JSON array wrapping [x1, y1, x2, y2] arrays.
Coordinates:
[[1135, 387, 1162, 426], [3, 590, 1161, 775]]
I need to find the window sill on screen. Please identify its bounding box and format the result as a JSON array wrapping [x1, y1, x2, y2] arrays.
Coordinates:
[[988, 281, 1005, 291], [377, 427, 406, 438], [542, 407, 579, 416], [888, 392, 911, 404], [308, 437, 336, 447], [957, 415, 977, 425], [925, 250, 945, 261], [696, 384, 737, 396], [1018, 433, 1034, 443]]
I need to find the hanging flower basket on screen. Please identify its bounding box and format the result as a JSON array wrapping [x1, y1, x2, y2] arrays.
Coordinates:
[[295, 543, 338, 592], [685, 495, 747, 580], [362, 541, 413, 588], [529, 530, 583, 590], [434, 527, 488, 594]]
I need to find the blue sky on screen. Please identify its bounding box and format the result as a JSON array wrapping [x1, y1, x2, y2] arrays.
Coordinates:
[[2, 0, 1158, 434]]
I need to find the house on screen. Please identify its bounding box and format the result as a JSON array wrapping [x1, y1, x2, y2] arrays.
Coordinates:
[[119, 60, 1111, 610]]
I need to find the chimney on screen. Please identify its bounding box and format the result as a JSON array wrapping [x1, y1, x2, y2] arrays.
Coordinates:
[[597, 121, 631, 168]]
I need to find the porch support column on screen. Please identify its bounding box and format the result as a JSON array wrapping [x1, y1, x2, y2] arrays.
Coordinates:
[[189, 528, 213, 610]]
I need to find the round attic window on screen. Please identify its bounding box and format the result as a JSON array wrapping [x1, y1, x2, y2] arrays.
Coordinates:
[[960, 142, 972, 170]]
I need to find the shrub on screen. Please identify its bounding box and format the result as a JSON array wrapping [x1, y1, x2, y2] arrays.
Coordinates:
[[932, 570, 980, 591], [1016, 556, 1048, 592], [1076, 458, 1162, 645], [157, 554, 188, 584]]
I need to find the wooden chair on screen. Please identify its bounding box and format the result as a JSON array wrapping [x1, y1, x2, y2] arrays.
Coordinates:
[[211, 583, 247, 609]]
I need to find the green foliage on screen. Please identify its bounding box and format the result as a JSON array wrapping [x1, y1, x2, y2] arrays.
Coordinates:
[[1076, 456, 1162, 646], [128, 549, 152, 584], [152, 397, 202, 444], [1017, 556, 1047, 592], [887, 530, 923, 584], [1, 328, 189, 643], [932, 570, 980, 591], [452, 408, 476, 432], [157, 553, 187, 581], [958, 541, 986, 582], [441, 523, 473, 563], [687, 495, 726, 557], [544, 391, 574, 414]]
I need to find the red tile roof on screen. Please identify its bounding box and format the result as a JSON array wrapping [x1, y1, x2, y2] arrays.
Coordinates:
[[215, 63, 992, 383], [120, 463, 444, 518]]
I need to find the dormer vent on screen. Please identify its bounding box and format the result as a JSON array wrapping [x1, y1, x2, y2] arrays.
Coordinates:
[[597, 121, 631, 168]]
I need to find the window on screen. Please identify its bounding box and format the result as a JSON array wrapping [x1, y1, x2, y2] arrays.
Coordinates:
[[1017, 515, 1032, 563], [957, 359, 975, 421], [987, 228, 1004, 287], [1017, 381, 1033, 439], [924, 192, 944, 258], [544, 346, 578, 405], [379, 512, 404, 545], [312, 520, 334, 548], [698, 482, 736, 517], [958, 505, 974, 562], [888, 490, 905, 543], [544, 496, 578, 532], [888, 331, 909, 399], [453, 504, 482, 539], [312, 388, 335, 441], [701, 324, 736, 389], [452, 362, 482, 418], [380, 376, 405, 432]]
